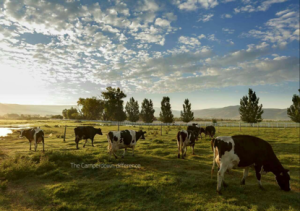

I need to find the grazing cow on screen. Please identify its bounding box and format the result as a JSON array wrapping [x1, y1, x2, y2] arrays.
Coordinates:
[[211, 135, 291, 194], [205, 125, 216, 138], [177, 129, 199, 159], [188, 124, 206, 139], [74, 126, 103, 149], [107, 130, 146, 159], [19, 128, 44, 151]]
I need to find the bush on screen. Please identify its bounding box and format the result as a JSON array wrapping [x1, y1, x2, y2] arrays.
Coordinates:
[[212, 119, 217, 124]]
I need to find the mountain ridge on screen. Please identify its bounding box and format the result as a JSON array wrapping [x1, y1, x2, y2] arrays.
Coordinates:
[[0, 103, 289, 120]]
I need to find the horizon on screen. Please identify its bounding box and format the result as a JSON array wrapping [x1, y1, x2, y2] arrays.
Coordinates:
[[0, 0, 299, 110]]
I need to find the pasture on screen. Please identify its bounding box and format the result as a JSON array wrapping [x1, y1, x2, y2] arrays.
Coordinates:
[[0, 120, 299, 211]]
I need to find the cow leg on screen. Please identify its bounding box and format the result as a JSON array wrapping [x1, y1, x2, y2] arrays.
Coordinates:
[[35, 139, 37, 152], [217, 164, 227, 194], [83, 139, 88, 148], [42, 137, 45, 152], [91, 138, 94, 147], [181, 144, 186, 159], [241, 168, 249, 185], [29, 141, 31, 151], [255, 165, 264, 190], [75, 138, 79, 149], [177, 141, 180, 158], [122, 148, 126, 158]]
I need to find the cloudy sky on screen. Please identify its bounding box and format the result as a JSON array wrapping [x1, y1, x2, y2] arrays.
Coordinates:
[[0, 0, 299, 110]]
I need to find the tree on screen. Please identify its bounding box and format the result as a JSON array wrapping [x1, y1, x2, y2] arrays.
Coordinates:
[[66, 107, 79, 119], [77, 97, 104, 120], [125, 97, 140, 122], [180, 99, 194, 123], [239, 88, 263, 123], [62, 109, 68, 119], [140, 99, 155, 123], [160, 96, 174, 123], [51, 115, 63, 119], [101, 87, 127, 121], [287, 91, 300, 123]]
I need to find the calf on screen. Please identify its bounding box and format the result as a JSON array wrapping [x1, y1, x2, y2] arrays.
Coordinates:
[[205, 125, 215, 138], [107, 130, 146, 159], [19, 128, 44, 151], [177, 129, 199, 159], [211, 135, 291, 194], [74, 126, 103, 149]]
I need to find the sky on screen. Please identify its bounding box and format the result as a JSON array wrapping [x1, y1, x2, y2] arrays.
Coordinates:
[[0, 0, 299, 110]]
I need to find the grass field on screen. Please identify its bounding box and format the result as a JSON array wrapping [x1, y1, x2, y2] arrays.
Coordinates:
[[0, 120, 299, 211]]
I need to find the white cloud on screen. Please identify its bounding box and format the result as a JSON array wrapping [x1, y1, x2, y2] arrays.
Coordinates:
[[222, 28, 235, 34], [176, 0, 219, 11], [221, 14, 233, 18], [178, 36, 201, 47], [234, 0, 288, 13], [198, 34, 206, 39], [198, 14, 214, 22], [155, 18, 171, 27]]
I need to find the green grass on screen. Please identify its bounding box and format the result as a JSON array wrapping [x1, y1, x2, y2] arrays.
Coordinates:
[[0, 120, 299, 211]]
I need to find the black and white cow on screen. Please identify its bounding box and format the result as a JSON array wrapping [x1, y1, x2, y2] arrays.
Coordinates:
[[19, 128, 44, 151], [211, 135, 291, 194], [187, 124, 205, 139], [177, 129, 199, 159], [74, 126, 103, 149], [107, 130, 146, 159], [205, 125, 216, 138]]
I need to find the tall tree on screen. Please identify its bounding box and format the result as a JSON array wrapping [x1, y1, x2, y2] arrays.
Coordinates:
[[101, 87, 127, 121], [66, 107, 79, 119], [141, 99, 155, 123], [160, 96, 174, 123], [62, 109, 68, 119], [287, 90, 300, 123], [77, 97, 104, 120], [239, 88, 264, 123], [125, 97, 140, 122], [180, 99, 194, 123]]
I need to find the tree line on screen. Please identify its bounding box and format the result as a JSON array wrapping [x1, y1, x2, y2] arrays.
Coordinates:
[[62, 87, 300, 123]]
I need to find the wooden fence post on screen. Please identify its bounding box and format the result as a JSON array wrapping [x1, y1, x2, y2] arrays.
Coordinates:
[[63, 125, 67, 142]]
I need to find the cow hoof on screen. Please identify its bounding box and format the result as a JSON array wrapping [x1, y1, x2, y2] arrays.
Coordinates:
[[240, 180, 245, 185], [92, 145, 95, 147], [83, 146, 85, 148], [121, 156, 124, 159], [217, 190, 222, 195]]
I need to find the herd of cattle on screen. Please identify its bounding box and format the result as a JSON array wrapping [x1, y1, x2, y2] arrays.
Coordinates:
[[18, 124, 290, 194]]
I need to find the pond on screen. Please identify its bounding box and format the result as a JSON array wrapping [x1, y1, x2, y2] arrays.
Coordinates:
[[0, 128, 19, 137]]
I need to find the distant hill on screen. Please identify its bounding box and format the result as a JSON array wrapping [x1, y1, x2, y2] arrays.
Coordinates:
[[0, 103, 289, 120], [154, 105, 289, 120], [0, 103, 76, 116]]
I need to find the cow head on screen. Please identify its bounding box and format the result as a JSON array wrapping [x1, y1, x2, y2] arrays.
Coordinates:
[[136, 130, 146, 140], [276, 169, 291, 191], [19, 130, 25, 138], [96, 128, 103, 135]]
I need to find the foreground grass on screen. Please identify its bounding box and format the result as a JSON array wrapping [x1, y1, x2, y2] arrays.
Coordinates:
[[0, 120, 299, 211]]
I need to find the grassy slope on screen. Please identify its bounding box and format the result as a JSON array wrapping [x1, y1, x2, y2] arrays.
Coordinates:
[[0, 120, 299, 211]]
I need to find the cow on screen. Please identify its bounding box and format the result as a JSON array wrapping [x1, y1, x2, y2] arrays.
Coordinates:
[[187, 124, 205, 139], [177, 129, 199, 159], [205, 125, 216, 138], [19, 127, 44, 151], [211, 135, 291, 194], [74, 126, 103, 149], [107, 130, 146, 159]]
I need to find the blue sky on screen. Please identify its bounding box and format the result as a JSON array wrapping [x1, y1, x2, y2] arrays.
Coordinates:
[[0, 0, 299, 110]]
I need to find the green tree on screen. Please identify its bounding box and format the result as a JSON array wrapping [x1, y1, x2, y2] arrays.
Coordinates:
[[101, 87, 127, 121], [141, 99, 155, 123], [62, 109, 68, 119], [287, 90, 300, 123], [180, 99, 194, 123], [77, 97, 104, 120], [125, 97, 140, 122], [66, 107, 79, 119], [239, 88, 263, 123], [160, 96, 174, 123]]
